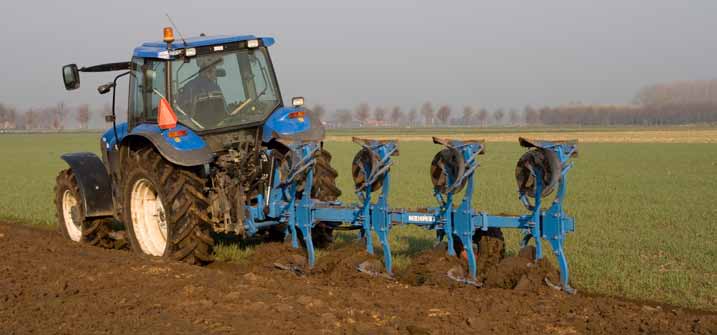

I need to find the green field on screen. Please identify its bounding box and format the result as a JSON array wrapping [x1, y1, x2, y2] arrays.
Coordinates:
[[0, 133, 715, 310]]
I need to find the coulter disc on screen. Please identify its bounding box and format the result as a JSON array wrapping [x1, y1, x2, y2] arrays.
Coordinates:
[[351, 148, 385, 193], [515, 148, 561, 198], [430, 147, 467, 194]]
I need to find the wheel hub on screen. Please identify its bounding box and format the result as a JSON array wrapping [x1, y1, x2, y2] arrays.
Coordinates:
[[130, 178, 168, 256], [61, 189, 82, 242]]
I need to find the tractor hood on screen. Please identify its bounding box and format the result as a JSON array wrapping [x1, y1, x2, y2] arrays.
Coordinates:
[[262, 106, 325, 144]]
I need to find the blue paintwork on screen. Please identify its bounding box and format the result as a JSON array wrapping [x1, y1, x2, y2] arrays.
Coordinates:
[[101, 122, 128, 150], [101, 122, 207, 152], [261, 106, 312, 143], [133, 35, 275, 59]]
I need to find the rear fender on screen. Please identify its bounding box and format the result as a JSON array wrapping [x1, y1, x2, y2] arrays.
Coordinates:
[[120, 124, 214, 167], [262, 106, 325, 144], [60, 153, 114, 218]]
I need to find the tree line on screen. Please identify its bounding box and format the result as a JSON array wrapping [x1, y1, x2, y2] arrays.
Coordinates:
[[323, 79, 717, 127], [0, 103, 110, 130], [2, 79, 715, 130]]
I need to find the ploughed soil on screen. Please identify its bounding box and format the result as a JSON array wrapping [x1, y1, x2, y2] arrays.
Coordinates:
[[1, 222, 716, 335]]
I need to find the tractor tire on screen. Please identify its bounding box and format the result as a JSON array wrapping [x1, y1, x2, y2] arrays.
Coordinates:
[[82, 218, 123, 249], [54, 169, 116, 248], [271, 147, 341, 248], [311, 148, 341, 248], [313, 149, 342, 201], [122, 147, 214, 265]]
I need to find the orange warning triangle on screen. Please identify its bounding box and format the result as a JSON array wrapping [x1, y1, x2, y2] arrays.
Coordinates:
[[158, 98, 177, 129]]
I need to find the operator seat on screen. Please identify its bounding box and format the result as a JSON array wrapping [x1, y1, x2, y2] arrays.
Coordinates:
[[191, 91, 227, 127]]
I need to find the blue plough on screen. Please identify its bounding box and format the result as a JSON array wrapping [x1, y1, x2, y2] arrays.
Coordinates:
[[247, 136, 578, 292]]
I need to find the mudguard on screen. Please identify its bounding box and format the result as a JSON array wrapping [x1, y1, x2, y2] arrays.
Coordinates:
[[116, 124, 214, 167], [262, 106, 325, 144], [60, 152, 114, 218]]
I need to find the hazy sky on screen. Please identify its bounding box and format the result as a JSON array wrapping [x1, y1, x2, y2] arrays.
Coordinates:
[[1, 0, 716, 112]]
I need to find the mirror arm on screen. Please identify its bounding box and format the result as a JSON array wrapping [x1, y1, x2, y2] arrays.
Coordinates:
[[110, 71, 130, 148]]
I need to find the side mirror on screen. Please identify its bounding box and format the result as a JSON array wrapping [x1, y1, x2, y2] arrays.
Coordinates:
[[62, 64, 80, 90], [292, 96, 305, 107]]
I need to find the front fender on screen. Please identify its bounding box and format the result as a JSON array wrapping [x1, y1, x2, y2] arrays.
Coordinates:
[[60, 152, 114, 218], [120, 124, 214, 167]]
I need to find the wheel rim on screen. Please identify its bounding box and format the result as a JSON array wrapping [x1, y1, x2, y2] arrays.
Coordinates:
[[130, 178, 168, 256], [62, 190, 82, 242]]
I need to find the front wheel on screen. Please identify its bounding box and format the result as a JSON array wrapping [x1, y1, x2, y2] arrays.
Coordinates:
[[122, 147, 214, 265], [54, 169, 115, 248]]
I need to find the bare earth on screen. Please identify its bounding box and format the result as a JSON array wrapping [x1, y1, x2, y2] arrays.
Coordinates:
[[1, 222, 715, 335], [327, 129, 717, 143]]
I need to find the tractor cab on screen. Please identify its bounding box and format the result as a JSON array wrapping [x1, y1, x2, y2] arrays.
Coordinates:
[[62, 29, 308, 139], [130, 34, 282, 131]]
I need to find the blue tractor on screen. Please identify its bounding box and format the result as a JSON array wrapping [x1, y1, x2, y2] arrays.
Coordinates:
[[57, 28, 580, 293], [56, 28, 341, 264]]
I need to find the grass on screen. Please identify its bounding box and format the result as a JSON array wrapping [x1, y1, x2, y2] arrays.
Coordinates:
[[0, 131, 715, 310]]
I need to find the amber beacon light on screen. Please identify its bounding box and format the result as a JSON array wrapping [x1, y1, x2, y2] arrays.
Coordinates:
[[163, 27, 175, 43]]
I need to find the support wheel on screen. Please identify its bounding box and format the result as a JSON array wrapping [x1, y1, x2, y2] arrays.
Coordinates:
[[123, 147, 214, 265], [55, 169, 117, 248]]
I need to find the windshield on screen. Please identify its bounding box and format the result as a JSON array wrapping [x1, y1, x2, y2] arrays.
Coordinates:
[[171, 47, 281, 131]]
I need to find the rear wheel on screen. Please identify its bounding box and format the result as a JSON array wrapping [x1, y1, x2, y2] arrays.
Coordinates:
[[452, 228, 506, 263], [474, 227, 506, 260], [276, 148, 341, 248], [122, 147, 214, 265], [54, 169, 115, 248]]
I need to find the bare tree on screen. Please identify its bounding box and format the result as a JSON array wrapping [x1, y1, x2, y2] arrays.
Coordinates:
[[51, 102, 68, 130], [462, 106, 474, 124], [76, 104, 90, 129], [355, 103, 370, 125], [373, 107, 386, 122], [389, 106, 403, 125], [38, 108, 54, 129], [493, 108, 505, 124], [407, 108, 418, 126], [311, 104, 327, 121], [524, 105, 540, 124], [336, 109, 353, 127], [420, 102, 434, 126], [0, 103, 17, 129], [509, 108, 521, 125], [103, 103, 113, 126], [477, 108, 489, 127], [436, 105, 451, 125], [25, 109, 37, 129]]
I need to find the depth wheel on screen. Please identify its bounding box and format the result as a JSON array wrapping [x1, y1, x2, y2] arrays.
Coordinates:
[[54, 169, 116, 248], [122, 147, 214, 265]]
